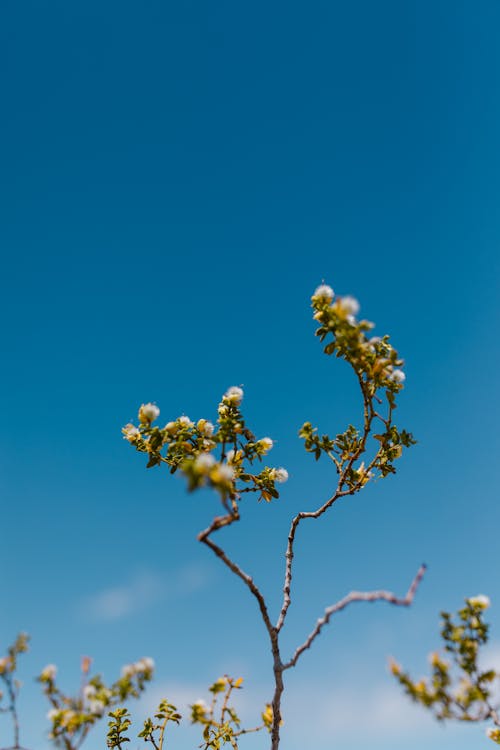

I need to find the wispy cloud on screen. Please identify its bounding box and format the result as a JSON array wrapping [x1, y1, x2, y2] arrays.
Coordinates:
[[78, 563, 210, 622]]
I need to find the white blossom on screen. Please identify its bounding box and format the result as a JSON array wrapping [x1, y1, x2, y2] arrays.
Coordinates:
[[178, 415, 194, 428], [193, 699, 208, 709], [140, 656, 155, 671], [226, 449, 243, 464], [122, 423, 140, 442], [273, 467, 289, 483], [46, 708, 60, 721], [195, 453, 216, 471], [83, 684, 96, 700], [121, 663, 135, 678], [138, 403, 160, 423], [337, 295, 360, 316], [197, 419, 214, 437], [217, 464, 235, 482], [223, 386, 244, 406], [89, 699, 106, 715], [258, 437, 274, 454], [468, 594, 491, 610], [41, 664, 57, 681], [312, 284, 334, 303], [390, 369, 406, 383]]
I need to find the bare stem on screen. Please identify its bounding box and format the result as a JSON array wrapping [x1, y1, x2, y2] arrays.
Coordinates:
[[277, 375, 375, 634]]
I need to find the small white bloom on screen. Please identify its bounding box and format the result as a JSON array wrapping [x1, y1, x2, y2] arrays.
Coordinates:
[[61, 709, 76, 728], [121, 663, 136, 678], [390, 369, 406, 383], [258, 437, 274, 454], [217, 464, 235, 482], [47, 708, 60, 721], [226, 449, 243, 464], [141, 656, 155, 671], [89, 699, 106, 715], [41, 664, 57, 681], [138, 403, 160, 423], [178, 415, 194, 428], [83, 684, 96, 700], [122, 423, 140, 442], [197, 419, 214, 437], [273, 467, 289, 483], [195, 453, 216, 471], [193, 699, 208, 709], [223, 386, 244, 406], [468, 594, 491, 610], [337, 295, 360, 316], [218, 403, 229, 417], [312, 284, 334, 303]]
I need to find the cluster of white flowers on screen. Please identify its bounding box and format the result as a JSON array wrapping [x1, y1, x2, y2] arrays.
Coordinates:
[[223, 386, 244, 406], [138, 403, 160, 424], [121, 657, 155, 679], [83, 684, 109, 716], [468, 595, 491, 610]]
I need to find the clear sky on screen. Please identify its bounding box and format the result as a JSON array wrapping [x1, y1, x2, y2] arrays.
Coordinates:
[[1, 1, 499, 748]]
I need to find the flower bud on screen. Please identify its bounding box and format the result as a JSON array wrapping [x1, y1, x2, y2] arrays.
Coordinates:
[[197, 419, 215, 437], [312, 284, 334, 305], [257, 437, 274, 454], [138, 403, 160, 424], [272, 467, 289, 483], [122, 423, 140, 443], [40, 664, 57, 681]]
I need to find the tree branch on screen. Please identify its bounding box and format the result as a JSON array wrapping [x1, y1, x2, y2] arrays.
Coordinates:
[[197, 512, 275, 639], [282, 563, 427, 670]]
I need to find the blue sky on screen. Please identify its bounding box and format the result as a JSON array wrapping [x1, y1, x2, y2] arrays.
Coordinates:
[[1, 1, 499, 748]]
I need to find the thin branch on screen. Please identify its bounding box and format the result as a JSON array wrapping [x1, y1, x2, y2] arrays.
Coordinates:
[[197, 513, 275, 639], [282, 563, 427, 670], [276, 370, 391, 633]]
